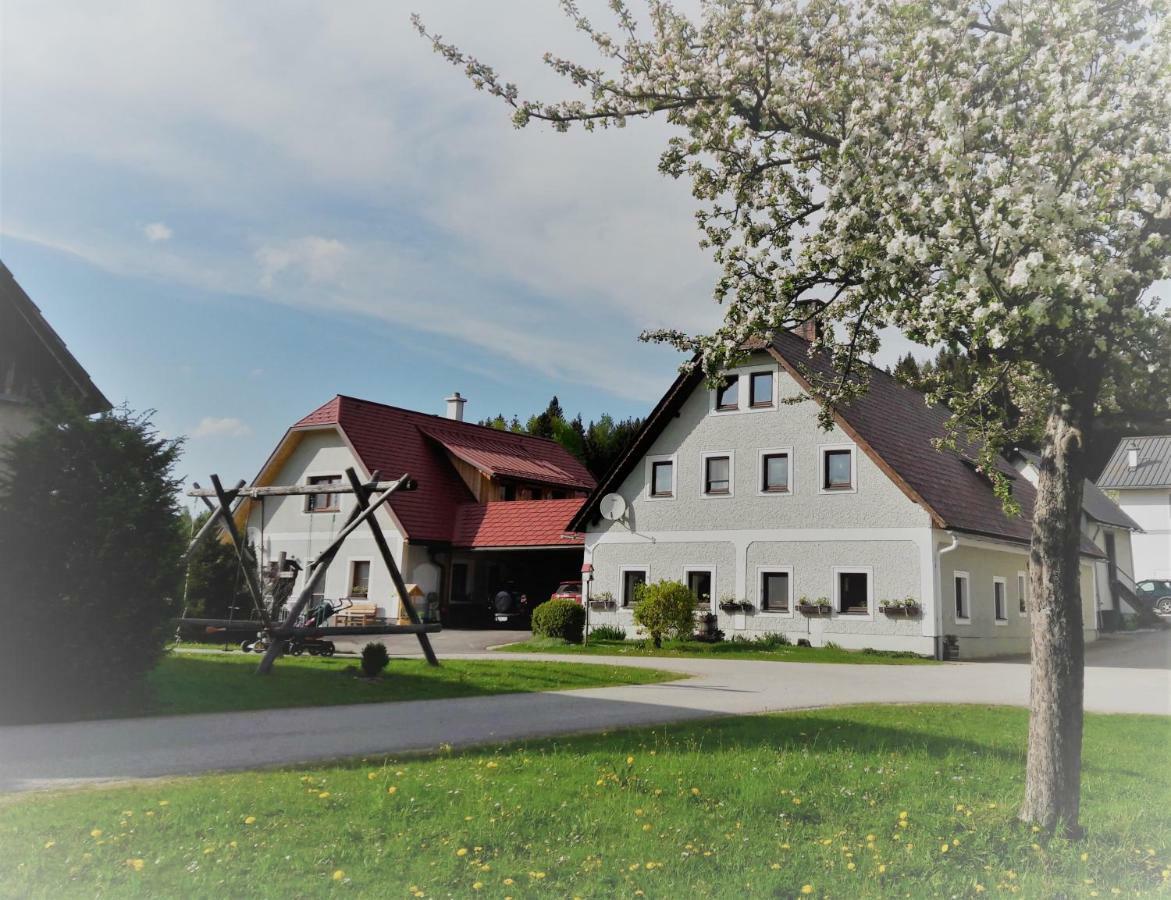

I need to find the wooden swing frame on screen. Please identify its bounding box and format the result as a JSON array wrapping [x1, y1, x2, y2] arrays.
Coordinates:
[[184, 466, 440, 674]]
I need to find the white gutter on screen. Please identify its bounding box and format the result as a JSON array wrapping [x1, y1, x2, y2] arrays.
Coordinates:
[[935, 531, 960, 659]]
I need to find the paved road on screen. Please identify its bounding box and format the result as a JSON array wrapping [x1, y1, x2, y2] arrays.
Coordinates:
[[2, 654, 1167, 793], [329, 627, 529, 657]]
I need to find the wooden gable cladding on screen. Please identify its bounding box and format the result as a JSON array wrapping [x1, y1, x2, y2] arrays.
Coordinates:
[[445, 450, 495, 502]]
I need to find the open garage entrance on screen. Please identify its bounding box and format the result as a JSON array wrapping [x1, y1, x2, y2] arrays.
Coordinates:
[[442, 547, 583, 627]]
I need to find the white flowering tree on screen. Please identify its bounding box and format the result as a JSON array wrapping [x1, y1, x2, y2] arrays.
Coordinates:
[[417, 0, 1171, 832]]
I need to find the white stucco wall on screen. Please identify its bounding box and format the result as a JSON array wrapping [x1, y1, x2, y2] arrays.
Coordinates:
[[244, 428, 411, 619], [937, 539, 1097, 658], [590, 355, 932, 536], [1114, 488, 1171, 580]]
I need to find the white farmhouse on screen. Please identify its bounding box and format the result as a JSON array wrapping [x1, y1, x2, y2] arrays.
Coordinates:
[[1097, 436, 1171, 582], [572, 330, 1103, 659]]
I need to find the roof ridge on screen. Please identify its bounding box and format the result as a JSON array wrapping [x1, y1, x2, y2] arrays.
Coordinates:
[[335, 394, 567, 446]]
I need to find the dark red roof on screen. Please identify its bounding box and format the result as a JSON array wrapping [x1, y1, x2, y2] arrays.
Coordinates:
[[571, 332, 1101, 555], [292, 395, 595, 543], [452, 499, 586, 549]]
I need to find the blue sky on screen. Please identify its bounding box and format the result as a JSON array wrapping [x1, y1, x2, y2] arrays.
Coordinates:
[[1, 0, 931, 495]]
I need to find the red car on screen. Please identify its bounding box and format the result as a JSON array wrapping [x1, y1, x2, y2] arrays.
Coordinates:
[[550, 581, 583, 604]]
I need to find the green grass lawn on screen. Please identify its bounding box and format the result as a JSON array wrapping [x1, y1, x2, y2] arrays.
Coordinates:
[[3, 705, 1167, 898], [501, 635, 936, 664], [10, 654, 679, 723]]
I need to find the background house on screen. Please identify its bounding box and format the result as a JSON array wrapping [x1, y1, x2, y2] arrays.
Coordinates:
[[1097, 436, 1171, 584], [573, 331, 1101, 659], [238, 393, 594, 625], [0, 262, 110, 452]]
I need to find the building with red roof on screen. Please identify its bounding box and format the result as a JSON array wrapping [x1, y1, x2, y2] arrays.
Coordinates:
[[240, 392, 594, 625]]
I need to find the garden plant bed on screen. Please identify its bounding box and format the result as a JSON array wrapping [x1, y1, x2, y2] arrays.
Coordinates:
[[2, 706, 1167, 897], [502, 637, 935, 664], [4, 654, 680, 724]]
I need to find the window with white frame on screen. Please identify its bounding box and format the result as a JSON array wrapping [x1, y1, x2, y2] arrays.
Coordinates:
[[749, 370, 774, 408], [760, 450, 791, 493], [835, 568, 872, 617], [820, 445, 856, 492], [994, 576, 1007, 622], [306, 474, 342, 512], [715, 375, 739, 411], [620, 568, 648, 607], [702, 452, 733, 496], [349, 560, 371, 598], [759, 568, 792, 613], [647, 456, 675, 499], [1017, 571, 1028, 616], [684, 568, 715, 609], [954, 571, 971, 622]]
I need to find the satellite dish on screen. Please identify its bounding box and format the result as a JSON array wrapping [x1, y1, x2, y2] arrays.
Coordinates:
[[599, 493, 627, 521]]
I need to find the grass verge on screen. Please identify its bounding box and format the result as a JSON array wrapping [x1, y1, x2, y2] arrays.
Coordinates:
[[501, 635, 936, 664], [3, 705, 1167, 897]]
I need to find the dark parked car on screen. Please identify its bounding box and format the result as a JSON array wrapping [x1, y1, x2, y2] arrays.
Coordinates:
[[1136, 579, 1171, 615], [490, 583, 531, 626]]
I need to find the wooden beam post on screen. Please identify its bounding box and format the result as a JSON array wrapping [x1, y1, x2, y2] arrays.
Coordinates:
[[181, 479, 244, 560], [255, 469, 411, 674], [210, 474, 271, 631], [344, 468, 439, 666]]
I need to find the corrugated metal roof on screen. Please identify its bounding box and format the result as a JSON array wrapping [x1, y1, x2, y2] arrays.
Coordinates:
[[1097, 436, 1171, 489]]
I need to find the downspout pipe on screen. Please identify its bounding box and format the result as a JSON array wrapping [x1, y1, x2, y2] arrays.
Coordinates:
[[935, 531, 960, 660]]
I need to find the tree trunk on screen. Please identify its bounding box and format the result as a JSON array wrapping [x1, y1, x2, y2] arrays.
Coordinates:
[[1020, 401, 1090, 835]]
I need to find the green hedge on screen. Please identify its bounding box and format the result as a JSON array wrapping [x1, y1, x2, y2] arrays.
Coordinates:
[[531, 599, 586, 643]]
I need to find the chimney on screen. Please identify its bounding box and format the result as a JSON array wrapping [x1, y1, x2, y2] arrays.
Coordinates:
[[445, 392, 466, 422], [1126, 441, 1139, 470], [792, 299, 826, 342]]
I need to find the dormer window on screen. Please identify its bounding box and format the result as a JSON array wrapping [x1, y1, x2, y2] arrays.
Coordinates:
[[716, 375, 739, 411], [749, 371, 774, 408]]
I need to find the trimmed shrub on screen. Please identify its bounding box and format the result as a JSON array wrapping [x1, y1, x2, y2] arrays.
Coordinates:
[[633, 580, 696, 648], [0, 404, 185, 724], [589, 624, 626, 641], [360, 642, 390, 678], [532, 599, 586, 643]]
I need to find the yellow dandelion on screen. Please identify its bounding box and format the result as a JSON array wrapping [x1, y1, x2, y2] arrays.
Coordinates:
[[529, 871, 546, 879], [122, 810, 133, 816], [457, 848, 468, 857], [691, 787, 700, 796], [952, 838, 959, 846], [642, 823, 653, 832], [318, 791, 331, 799], [1081, 852, 1089, 862], [332, 870, 345, 881], [43, 841, 56, 850], [878, 864, 887, 874], [899, 811, 907, 819], [230, 841, 237, 848], [503, 878, 515, 886], [865, 834, 876, 842], [472, 883, 483, 891], [90, 829, 103, 838], [940, 844, 949, 854], [368, 772, 377, 780], [486, 762, 498, 769], [847, 862, 856, 871], [974, 885, 985, 893], [897, 820, 908, 828], [127, 858, 146, 872], [800, 886, 814, 895], [146, 811, 154, 817], [771, 863, 781, 870], [387, 786, 397, 795], [158, 800, 169, 806], [244, 816, 256, 825], [626, 755, 635, 765], [792, 798, 802, 805]]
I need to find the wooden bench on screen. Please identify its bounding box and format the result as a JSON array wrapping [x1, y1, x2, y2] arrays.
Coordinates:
[[334, 600, 379, 627]]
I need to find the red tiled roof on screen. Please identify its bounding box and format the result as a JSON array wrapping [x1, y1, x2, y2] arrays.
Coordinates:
[[292, 395, 595, 543], [452, 499, 586, 549]]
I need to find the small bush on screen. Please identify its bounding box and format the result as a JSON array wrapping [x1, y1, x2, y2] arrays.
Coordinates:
[[532, 599, 586, 643], [360, 642, 390, 678], [590, 624, 626, 641], [633, 580, 697, 648]]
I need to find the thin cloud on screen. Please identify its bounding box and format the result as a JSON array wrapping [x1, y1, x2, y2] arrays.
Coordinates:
[[143, 221, 173, 242], [191, 416, 252, 438]]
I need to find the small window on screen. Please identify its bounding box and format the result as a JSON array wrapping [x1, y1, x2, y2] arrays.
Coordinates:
[[651, 460, 674, 497], [622, 569, 647, 607], [823, 449, 853, 490], [1017, 572, 1027, 615], [750, 371, 774, 407], [838, 571, 870, 615], [716, 375, 739, 410], [954, 572, 970, 621], [761, 571, 790, 612], [686, 570, 713, 607], [503, 483, 517, 501], [306, 475, 342, 512], [994, 578, 1007, 622], [704, 455, 731, 495], [762, 453, 790, 492], [349, 561, 370, 598]]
